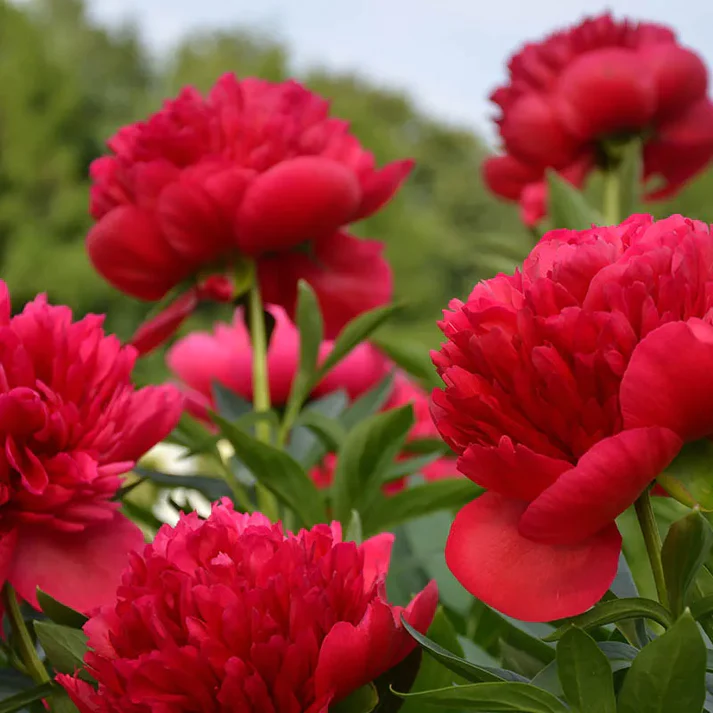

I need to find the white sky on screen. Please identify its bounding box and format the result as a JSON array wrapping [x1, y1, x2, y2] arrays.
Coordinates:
[[86, 0, 713, 140]]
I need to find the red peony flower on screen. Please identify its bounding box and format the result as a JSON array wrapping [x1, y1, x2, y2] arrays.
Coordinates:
[[58, 501, 438, 712], [88, 74, 406, 343], [432, 214, 713, 621], [0, 283, 182, 613], [167, 304, 390, 420], [484, 14, 713, 225], [311, 373, 457, 491]]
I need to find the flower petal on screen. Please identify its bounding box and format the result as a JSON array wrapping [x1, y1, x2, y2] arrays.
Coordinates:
[[458, 437, 571, 501], [519, 427, 682, 545], [130, 289, 199, 356], [360, 533, 394, 591], [621, 319, 713, 441], [237, 157, 361, 255], [9, 512, 145, 613], [353, 159, 414, 220], [446, 492, 621, 621]]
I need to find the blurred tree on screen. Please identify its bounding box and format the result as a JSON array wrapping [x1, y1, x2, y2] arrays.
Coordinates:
[[1, 0, 712, 384]]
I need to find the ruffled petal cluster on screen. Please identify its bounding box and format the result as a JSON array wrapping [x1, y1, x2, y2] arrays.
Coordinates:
[[484, 14, 713, 224], [88, 74, 406, 344], [0, 283, 182, 612], [433, 214, 713, 620], [59, 501, 437, 712]]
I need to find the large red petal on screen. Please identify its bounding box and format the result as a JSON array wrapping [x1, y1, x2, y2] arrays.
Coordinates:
[[445, 493, 621, 622], [86, 206, 191, 300], [236, 157, 361, 255], [482, 155, 542, 201], [9, 513, 144, 613], [621, 319, 713, 441], [555, 48, 656, 141], [354, 159, 413, 220], [519, 428, 682, 545], [458, 437, 571, 501]]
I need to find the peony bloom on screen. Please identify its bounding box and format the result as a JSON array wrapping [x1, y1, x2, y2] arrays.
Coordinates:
[[88, 74, 406, 343], [58, 501, 438, 712], [167, 304, 390, 420], [0, 283, 182, 613], [310, 373, 457, 491], [432, 214, 713, 621], [484, 14, 713, 225]]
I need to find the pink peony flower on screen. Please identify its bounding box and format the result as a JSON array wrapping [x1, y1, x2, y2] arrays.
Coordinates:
[[0, 283, 182, 613], [484, 13, 713, 225], [58, 501, 438, 712], [433, 214, 713, 621], [167, 304, 390, 420], [88, 74, 405, 346]]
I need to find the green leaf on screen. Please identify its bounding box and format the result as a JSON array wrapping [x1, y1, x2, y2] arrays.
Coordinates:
[[340, 373, 395, 431], [287, 391, 349, 468], [0, 682, 57, 713], [317, 304, 400, 379], [331, 405, 414, 523], [371, 334, 441, 389], [597, 641, 638, 672], [401, 615, 507, 684], [617, 610, 706, 713], [36, 589, 88, 629], [610, 555, 650, 647], [395, 681, 569, 712], [615, 138, 642, 218], [401, 439, 451, 456], [34, 621, 90, 680], [214, 415, 327, 526], [400, 608, 466, 713], [344, 510, 363, 545], [296, 409, 347, 452], [212, 382, 252, 422], [133, 466, 232, 501], [659, 440, 713, 510], [285, 280, 324, 418], [363, 479, 482, 535], [384, 452, 452, 482], [544, 598, 673, 641], [331, 684, 379, 712], [662, 509, 713, 616], [690, 595, 713, 621], [546, 168, 603, 230], [556, 627, 615, 713]]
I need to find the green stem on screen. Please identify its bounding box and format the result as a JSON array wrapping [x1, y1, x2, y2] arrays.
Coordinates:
[[634, 490, 670, 610], [602, 167, 620, 225], [247, 277, 280, 521], [3, 585, 54, 697]]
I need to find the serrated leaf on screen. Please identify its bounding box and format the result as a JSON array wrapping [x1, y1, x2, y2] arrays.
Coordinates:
[[617, 610, 706, 713], [547, 169, 602, 230], [363, 479, 481, 535], [332, 405, 414, 523], [215, 415, 327, 526], [556, 627, 615, 713], [34, 621, 90, 680], [317, 304, 400, 379], [544, 597, 673, 641], [36, 589, 88, 630], [0, 682, 56, 713], [663, 509, 713, 616], [395, 681, 569, 712]]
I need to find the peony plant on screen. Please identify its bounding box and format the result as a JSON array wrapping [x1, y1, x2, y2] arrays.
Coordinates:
[[3, 12, 713, 713]]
